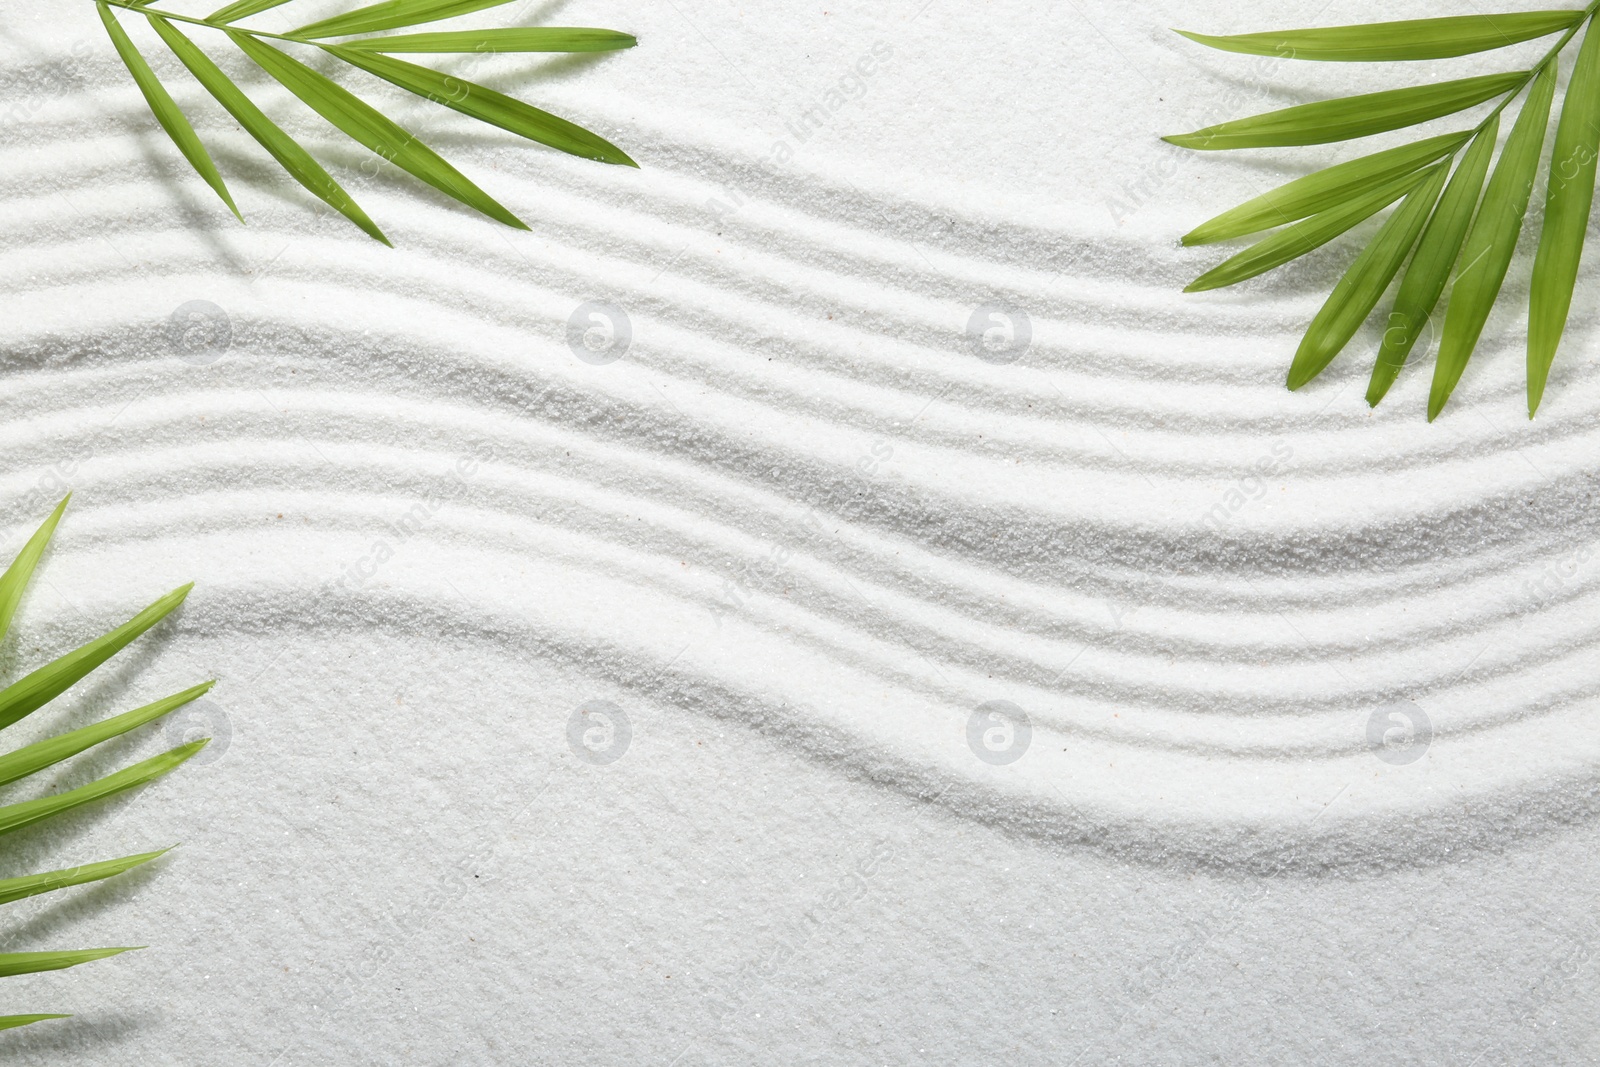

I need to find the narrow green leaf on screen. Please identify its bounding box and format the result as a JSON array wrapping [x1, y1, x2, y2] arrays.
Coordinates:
[[338, 27, 636, 53], [147, 16, 390, 244], [1430, 65, 1557, 421], [230, 32, 527, 228], [0, 948, 139, 979], [0, 740, 208, 839], [1288, 166, 1448, 389], [0, 681, 213, 790], [1176, 12, 1585, 62], [1185, 168, 1431, 292], [1164, 72, 1525, 151], [96, 3, 240, 220], [0, 496, 69, 648], [293, 0, 515, 39], [1368, 118, 1501, 405], [325, 45, 636, 165], [1528, 17, 1600, 416], [0, 1015, 71, 1031], [208, 0, 294, 21], [0, 585, 191, 734], [0, 850, 170, 907], [1183, 132, 1468, 246]]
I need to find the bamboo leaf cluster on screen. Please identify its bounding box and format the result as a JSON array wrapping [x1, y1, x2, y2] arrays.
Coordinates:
[[95, 0, 639, 244], [1168, 7, 1600, 419], [0, 498, 211, 1033]]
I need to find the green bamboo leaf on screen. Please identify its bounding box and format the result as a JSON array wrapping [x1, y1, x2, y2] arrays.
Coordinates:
[[1368, 118, 1501, 405], [95, 2, 240, 220], [325, 45, 636, 165], [208, 0, 293, 21], [1183, 131, 1468, 246], [1288, 166, 1449, 388], [1430, 64, 1558, 420], [1186, 168, 1431, 292], [1528, 18, 1600, 416], [0, 740, 208, 839], [147, 16, 389, 244], [0, 584, 191, 734], [0, 948, 139, 979], [293, 0, 515, 39], [0, 850, 170, 907], [0, 496, 68, 647], [0, 681, 213, 789], [337, 27, 636, 53], [1165, 72, 1525, 150], [1175, 12, 1585, 63], [230, 32, 526, 228], [0, 1015, 71, 1031]]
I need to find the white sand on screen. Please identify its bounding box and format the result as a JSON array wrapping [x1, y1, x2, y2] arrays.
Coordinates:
[[3, 0, 1600, 1062]]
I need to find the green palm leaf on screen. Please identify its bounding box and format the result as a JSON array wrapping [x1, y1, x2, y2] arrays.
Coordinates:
[[96, 2, 239, 219], [0, 583, 191, 733], [0, 495, 68, 645], [1171, 6, 1600, 417], [0, 851, 170, 907], [326, 45, 636, 165], [0, 682, 212, 788], [292, 0, 515, 39], [1176, 12, 1585, 63], [338, 27, 636, 52], [1528, 18, 1600, 414], [0, 949, 140, 979], [1185, 168, 1432, 292], [1430, 64, 1558, 420], [1164, 72, 1525, 150], [229, 31, 527, 229], [94, 0, 638, 243], [147, 15, 389, 244], [0, 497, 211, 1031], [1368, 120, 1501, 405], [0, 1015, 72, 1031], [1182, 132, 1468, 246], [0, 741, 207, 838], [1288, 166, 1449, 388], [207, 0, 291, 21]]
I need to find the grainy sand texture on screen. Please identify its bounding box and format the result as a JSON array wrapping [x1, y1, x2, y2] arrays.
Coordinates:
[[3, 1, 1600, 1063]]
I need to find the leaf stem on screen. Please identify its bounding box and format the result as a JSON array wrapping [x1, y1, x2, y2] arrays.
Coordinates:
[[1473, 1, 1600, 135], [98, 0, 309, 45]]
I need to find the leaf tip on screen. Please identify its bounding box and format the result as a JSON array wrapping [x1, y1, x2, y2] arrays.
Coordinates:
[[176, 737, 212, 761]]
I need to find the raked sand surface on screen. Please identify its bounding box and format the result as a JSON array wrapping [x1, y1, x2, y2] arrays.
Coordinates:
[[3, 0, 1600, 1062]]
